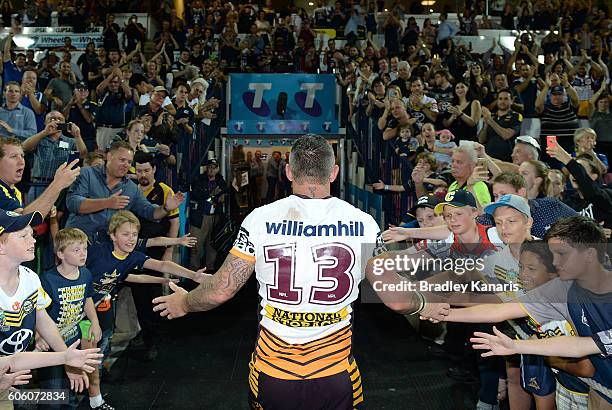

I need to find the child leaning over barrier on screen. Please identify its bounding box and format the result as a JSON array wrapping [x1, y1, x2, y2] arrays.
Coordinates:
[[82, 210, 207, 409]]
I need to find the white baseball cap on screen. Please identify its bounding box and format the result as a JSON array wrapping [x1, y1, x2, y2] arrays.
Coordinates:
[[516, 135, 540, 151]]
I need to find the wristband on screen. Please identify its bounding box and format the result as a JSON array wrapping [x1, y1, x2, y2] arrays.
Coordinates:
[[592, 329, 612, 357], [409, 291, 426, 315], [384, 185, 390, 191]]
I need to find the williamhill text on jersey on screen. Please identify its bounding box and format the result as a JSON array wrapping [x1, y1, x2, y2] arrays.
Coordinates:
[[265, 220, 365, 237]]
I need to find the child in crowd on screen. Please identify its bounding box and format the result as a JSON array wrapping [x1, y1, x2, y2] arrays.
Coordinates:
[[37, 228, 104, 409], [395, 125, 419, 160], [432, 216, 612, 408], [433, 129, 456, 169], [414, 152, 448, 195], [82, 210, 207, 409], [0, 210, 92, 399]]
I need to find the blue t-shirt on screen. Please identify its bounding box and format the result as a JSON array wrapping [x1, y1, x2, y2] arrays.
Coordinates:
[[3, 61, 23, 84], [86, 241, 149, 305], [40, 267, 94, 345], [566, 282, 612, 403]]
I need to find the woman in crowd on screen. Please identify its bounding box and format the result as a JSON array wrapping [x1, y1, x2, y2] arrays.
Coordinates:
[[442, 81, 481, 143]]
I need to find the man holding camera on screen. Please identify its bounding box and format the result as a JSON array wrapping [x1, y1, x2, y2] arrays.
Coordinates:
[[22, 111, 87, 202], [189, 158, 227, 271]]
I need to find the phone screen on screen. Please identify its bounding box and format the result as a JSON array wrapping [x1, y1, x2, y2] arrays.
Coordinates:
[[546, 135, 557, 149]]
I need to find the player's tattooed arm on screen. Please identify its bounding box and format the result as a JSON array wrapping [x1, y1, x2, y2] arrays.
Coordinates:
[[185, 254, 255, 312]]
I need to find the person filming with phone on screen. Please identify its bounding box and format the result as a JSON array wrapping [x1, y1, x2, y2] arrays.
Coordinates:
[[547, 141, 612, 233], [22, 111, 87, 202]]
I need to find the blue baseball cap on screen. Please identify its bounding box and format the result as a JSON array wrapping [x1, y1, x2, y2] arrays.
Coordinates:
[[0, 211, 43, 235], [484, 194, 531, 218], [433, 190, 477, 215]]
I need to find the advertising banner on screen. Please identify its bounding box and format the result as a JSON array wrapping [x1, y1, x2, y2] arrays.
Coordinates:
[[227, 73, 339, 135]]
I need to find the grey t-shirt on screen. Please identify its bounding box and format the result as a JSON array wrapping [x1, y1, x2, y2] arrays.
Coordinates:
[[519, 277, 572, 326]]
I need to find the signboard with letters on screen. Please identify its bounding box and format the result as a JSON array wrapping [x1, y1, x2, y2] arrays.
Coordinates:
[[227, 74, 339, 135]]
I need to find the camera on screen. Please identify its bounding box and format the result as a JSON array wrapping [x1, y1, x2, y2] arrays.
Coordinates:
[[57, 123, 71, 132]]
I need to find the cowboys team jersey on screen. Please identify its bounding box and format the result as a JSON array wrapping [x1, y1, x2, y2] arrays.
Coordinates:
[[231, 195, 384, 380], [0, 266, 51, 355]]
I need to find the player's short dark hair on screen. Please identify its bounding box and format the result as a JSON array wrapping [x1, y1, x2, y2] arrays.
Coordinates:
[[289, 134, 335, 185], [544, 216, 607, 263], [134, 151, 155, 167]]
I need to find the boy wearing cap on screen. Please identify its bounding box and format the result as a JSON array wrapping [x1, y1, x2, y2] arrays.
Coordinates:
[[0, 210, 90, 394], [405, 195, 445, 229]]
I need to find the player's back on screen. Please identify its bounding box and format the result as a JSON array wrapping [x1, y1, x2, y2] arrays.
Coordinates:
[[231, 195, 380, 382]]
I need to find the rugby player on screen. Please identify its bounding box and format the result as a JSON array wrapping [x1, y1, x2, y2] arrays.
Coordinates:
[[153, 134, 449, 409]]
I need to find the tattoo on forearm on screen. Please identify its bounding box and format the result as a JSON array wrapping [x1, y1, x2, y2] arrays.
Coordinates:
[[185, 255, 253, 312]]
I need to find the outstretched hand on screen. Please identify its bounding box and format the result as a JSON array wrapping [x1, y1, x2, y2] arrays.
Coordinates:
[[152, 282, 189, 320], [381, 226, 411, 243], [470, 326, 517, 357]]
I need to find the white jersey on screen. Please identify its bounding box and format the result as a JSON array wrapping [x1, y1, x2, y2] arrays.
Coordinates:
[[0, 266, 51, 355], [231, 195, 384, 380]]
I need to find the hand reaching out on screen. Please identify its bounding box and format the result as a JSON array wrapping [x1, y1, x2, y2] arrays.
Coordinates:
[[470, 326, 517, 357], [152, 281, 189, 320], [178, 233, 197, 248], [0, 365, 31, 390]]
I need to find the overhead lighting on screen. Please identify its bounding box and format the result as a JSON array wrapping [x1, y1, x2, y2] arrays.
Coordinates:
[[308, 1, 314, 5], [421, 0, 435, 5], [430, 9, 434, 12], [384, 8, 388, 11]]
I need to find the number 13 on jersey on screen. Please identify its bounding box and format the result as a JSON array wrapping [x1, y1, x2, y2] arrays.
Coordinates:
[[263, 242, 356, 305]]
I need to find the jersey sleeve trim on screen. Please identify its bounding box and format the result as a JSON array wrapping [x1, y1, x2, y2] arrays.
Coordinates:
[[230, 247, 256, 263], [37, 287, 52, 310], [518, 302, 541, 328]]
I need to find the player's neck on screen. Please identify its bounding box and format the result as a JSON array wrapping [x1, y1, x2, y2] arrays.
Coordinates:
[[292, 183, 330, 199], [57, 262, 80, 279]]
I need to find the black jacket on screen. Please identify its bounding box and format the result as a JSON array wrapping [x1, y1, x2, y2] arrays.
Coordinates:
[[564, 159, 612, 229]]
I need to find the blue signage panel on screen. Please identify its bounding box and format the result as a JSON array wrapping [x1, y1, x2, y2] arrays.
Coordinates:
[[227, 74, 339, 135]]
